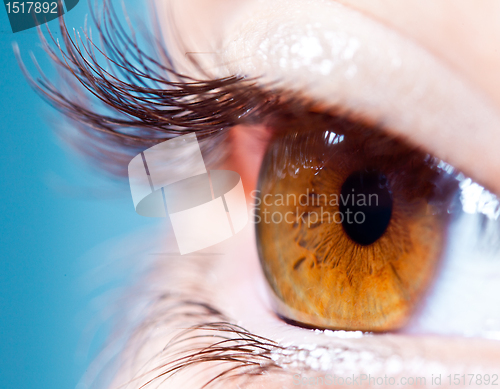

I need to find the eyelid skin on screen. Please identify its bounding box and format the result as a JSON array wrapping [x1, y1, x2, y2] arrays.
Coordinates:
[[158, 0, 500, 196], [335, 0, 500, 112]]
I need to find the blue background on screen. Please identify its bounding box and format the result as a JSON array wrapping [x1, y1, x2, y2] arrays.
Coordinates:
[[0, 2, 151, 388]]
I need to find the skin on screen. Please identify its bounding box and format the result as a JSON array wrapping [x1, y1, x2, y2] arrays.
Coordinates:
[[109, 1, 500, 388]]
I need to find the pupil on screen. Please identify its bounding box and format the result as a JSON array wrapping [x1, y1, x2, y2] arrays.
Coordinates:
[[339, 170, 393, 246]]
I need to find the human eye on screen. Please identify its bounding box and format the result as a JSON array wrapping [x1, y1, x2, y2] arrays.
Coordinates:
[[255, 118, 460, 332], [22, 0, 500, 387], [184, 0, 500, 338]]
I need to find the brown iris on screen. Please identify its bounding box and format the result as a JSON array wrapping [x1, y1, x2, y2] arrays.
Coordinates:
[[255, 121, 458, 332]]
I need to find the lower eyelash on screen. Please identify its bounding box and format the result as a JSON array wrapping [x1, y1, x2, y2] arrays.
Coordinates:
[[91, 250, 403, 389]]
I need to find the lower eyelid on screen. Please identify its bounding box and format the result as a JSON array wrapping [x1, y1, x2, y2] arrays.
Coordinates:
[[215, 225, 500, 375]]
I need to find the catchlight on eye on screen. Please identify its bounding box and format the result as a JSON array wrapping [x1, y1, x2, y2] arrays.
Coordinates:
[[254, 119, 459, 332]]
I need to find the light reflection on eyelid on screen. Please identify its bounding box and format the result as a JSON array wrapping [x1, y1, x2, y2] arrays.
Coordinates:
[[209, 220, 500, 378]]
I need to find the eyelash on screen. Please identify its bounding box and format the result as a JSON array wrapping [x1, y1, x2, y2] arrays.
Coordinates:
[[16, 0, 287, 176]]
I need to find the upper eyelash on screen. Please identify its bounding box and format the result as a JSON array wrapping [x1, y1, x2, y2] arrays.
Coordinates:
[[15, 0, 281, 176], [16, 0, 376, 178]]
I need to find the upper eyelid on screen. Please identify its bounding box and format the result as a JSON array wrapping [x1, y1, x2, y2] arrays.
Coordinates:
[[161, 0, 500, 197]]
